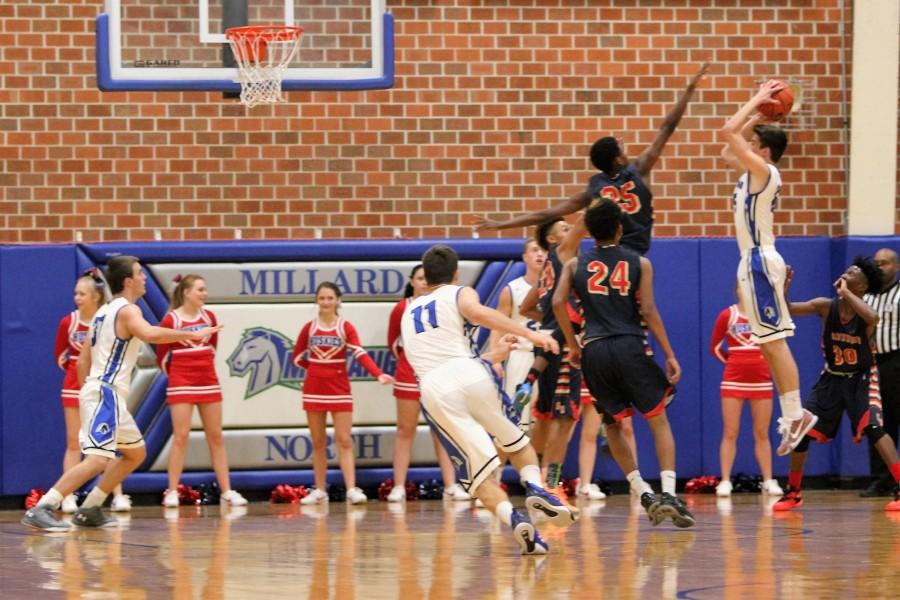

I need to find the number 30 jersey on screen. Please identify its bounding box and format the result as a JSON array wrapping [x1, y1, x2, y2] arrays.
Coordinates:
[[573, 245, 645, 341], [401, 284, 476, 380]]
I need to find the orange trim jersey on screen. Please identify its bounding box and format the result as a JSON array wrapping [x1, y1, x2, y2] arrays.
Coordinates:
[[388, 298, 420, 400], [55, 311, 90, 408], [155, 309, 222, 404], [292, 317, 384, 412], [709, 304, 773, 400]]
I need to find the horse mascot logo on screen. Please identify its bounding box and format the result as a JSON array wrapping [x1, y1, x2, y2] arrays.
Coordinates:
[[227, 328, 302, 398]]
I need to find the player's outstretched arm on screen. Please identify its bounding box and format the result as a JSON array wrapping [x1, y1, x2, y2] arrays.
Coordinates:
[[637, 257, 681, 384], [551, 257, 581, 367], [635, 61, 710, 177], [119, 304, 224, 344], [784, 265, 830, 319], [488, 286, 513, 356], [472, 189, 592, 232], [457, 287, 559, 355], [719, 80, 786, 180]]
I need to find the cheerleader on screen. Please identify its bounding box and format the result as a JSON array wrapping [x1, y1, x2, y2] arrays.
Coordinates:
[[386, 264, 471, 502], [293, 282, 394, 505], [156, 275, 247, 508], [710, 291, 783, 497], [54, 269, 130, 513]]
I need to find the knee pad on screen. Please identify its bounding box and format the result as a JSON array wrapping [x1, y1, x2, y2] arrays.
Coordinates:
[[864, 424, 886, 445]]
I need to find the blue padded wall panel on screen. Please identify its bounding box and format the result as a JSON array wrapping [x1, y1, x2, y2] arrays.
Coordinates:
[[1, 246, 77, 494]]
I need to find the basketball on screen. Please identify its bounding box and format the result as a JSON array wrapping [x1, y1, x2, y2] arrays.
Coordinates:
[[759, 82, 794, 120]]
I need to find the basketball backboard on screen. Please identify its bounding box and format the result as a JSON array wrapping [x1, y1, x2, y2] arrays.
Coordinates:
[[96, 0, 394, 92]]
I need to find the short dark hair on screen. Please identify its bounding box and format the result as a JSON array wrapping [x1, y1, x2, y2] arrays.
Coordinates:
[[853, 255, 882, 295], [535, 218, 564, 251], [585, 198, 623, 242], [422, 244, 458, 286], [589, 136, 620, 172], [106, 256, 140, 294], [753, 125, 788, 163]]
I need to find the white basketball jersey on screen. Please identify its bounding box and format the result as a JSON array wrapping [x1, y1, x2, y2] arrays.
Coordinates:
[[507, 276, 539, 351], [401, 285, 476, 379], [87, 297, 142, 395], [732, 164, 781, 253]]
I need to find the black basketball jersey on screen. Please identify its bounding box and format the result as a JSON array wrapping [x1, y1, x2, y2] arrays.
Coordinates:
[[572, 245, 644, 340], [537, 247, 563, 329], [823, 298, 874, 373], [586, 163, 653, 255]]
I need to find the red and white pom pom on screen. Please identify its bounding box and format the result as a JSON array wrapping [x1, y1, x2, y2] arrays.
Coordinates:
[[25, 488, 46, 510]]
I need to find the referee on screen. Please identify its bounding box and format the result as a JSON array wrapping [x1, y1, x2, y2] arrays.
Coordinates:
[[862, 248, 900, 497]]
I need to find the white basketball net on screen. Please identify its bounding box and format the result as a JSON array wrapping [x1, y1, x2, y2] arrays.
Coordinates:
[[225, 26, 304, 108]]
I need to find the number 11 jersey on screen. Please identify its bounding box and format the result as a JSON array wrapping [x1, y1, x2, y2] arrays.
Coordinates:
[[401, 285, 475, 381]]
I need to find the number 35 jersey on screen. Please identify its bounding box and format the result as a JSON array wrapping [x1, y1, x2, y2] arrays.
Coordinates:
[[586, 163, 653, 255], [573, 245, 645, 341], [401, 284, 476, 381]]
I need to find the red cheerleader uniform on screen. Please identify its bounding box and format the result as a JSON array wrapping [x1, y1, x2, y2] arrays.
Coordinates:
[[710, 304, 773, 400], [155, 309, 223, 404], [55, 311, 90, 408], [388, 298, 420, 401], [293, 317, 384, 412]]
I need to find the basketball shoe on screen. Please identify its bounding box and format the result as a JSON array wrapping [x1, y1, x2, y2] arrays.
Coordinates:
[[111, 494, 132, 512], [513, 381, 533, 413], [21, 504, 70, 532], [524, 482, 577, 526], [654, 493, 696, 528], [72, 506, 118, 528], [510, 510, 548, 555], [772, 486, 804, 511], [885, 488, 900, 512], [776, 410, 818, 456]]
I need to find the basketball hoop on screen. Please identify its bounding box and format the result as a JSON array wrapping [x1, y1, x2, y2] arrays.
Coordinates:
[[225, 25, 304, 108]]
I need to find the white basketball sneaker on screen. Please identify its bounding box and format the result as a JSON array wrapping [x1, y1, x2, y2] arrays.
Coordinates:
[[300, 488, 329, 505], [762, 479, 784, 496], [577, 483, 607, 501], [162, 489, 180, 508], [110, 494, 132, 512], [346, 487, 368, 505], [386, 485, 406, 503], [220, 490, 248, 506], [443, 484, 471, 501], [715, 480, 733, 497]]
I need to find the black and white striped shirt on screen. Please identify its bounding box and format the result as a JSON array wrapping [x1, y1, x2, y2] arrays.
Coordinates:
[[864, 280, 900, 354]]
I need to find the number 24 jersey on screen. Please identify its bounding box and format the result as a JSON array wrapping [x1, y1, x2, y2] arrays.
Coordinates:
[[401, 285, 476, 380]]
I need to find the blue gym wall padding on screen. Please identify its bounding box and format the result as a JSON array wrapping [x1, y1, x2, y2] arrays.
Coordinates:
[[2, 236, 897, 495]]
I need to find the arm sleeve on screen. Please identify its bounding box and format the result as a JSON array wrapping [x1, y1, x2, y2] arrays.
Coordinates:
[[292, 322, 311, 369], [387, 300, 404, 358], [155, 312, 175, 373], [344, 321, 383, 378], [709, 308, 729, 365], [54, 314, 70, 368]]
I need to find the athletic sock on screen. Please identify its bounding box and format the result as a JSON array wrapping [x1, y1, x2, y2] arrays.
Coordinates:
[[525, 369, 541, 384], [495, 501, 513, 527], [546, 463, 562, 488], [660, 470, 677, 496], [627, 470, 652, 496], [37, 488, 64, 509], [788, 470, 803, 491], [779, 390, 803, 421], [519, 464, 542, 488], [82, 487, 109, 509], [888, 462, 900, 484]]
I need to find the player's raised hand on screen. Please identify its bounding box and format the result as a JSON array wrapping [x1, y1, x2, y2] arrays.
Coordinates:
[[472, 215, 499, 231], [665, 356, 682, 384], [754, 80, 787, 105], [834, 275, 850, 297], [689, 61, 711, 87], [527, 331, 559, 355], [377, 373, 395, 385]]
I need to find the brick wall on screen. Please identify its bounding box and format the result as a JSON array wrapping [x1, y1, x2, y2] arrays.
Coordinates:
[[0, 0, 896, 243]]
